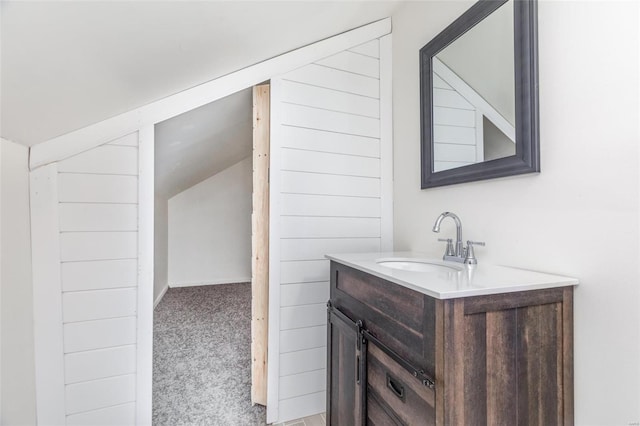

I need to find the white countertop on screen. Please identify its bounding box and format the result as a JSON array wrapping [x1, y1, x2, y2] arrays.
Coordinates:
[[326, 252, 579, 299]]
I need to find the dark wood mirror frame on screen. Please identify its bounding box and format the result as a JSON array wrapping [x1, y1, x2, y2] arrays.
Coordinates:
[[420, 0, 539, 189]]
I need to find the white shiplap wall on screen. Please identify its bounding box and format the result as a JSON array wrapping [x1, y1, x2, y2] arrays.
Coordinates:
[[268, 37, 392, 423], [32, 132, 139, 425], [432, 70, 481, 172]]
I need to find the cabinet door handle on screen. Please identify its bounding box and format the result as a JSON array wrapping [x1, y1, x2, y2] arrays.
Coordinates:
[[356, 355, 360, 384], [386, 373, 405, 402]]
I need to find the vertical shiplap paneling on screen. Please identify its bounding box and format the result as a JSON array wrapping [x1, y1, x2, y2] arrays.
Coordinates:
[[56, 133, 140, 423], [270, 37, 391, 423]]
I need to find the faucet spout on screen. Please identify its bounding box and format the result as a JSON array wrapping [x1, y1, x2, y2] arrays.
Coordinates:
[[432, 212, 463, 258]]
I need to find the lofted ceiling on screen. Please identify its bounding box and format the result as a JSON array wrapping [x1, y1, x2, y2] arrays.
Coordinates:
[[2, 0, 403, 200], [1, 0, 402, 147], [154, 88, 252, 199]]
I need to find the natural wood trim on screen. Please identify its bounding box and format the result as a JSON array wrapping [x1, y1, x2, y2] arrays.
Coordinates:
[[266, 77, 283, 424], [251, 84, 270, 406], [29, 18, 391, 171]]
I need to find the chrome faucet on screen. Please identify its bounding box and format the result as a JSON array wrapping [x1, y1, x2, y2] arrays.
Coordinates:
[[432, 212, 485, 264], [432, 212, 464, 259]]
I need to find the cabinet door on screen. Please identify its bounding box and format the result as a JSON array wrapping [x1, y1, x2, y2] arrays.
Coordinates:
[[327, 307, 364, 425], [442, 289, 573, 425]]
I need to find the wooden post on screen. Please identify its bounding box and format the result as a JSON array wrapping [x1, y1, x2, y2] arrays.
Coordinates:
[[251, 83, 270, 406]]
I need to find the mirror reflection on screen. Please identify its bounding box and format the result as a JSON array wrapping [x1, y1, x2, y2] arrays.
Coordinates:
[[432, 0, 515, 172]]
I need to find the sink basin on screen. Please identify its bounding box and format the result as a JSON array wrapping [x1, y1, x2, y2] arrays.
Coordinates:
[[375, 258, 462, 273]]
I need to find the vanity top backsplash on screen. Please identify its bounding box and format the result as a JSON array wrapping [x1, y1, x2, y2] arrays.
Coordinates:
[[326, 251, 579, 300]]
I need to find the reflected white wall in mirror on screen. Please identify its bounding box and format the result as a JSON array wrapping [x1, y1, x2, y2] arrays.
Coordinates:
[[432, 0, 516, 172]]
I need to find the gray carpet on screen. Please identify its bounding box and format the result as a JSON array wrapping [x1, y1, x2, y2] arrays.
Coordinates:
[[153, 283, 267, 425]]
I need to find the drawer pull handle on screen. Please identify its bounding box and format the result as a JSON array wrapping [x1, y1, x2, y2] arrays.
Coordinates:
[[386, 373, 405, 402]]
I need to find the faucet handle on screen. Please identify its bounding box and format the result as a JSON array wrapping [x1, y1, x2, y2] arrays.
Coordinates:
[[438, 238, 455, 257], [467, 240, 485, 247], [464, 240, 485, 265]]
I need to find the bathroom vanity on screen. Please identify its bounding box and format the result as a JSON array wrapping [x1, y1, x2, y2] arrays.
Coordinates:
[[326, 252, 578, 425]]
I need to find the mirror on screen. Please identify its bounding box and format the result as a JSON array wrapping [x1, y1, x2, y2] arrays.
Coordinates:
[[420, 0, 539, 188]]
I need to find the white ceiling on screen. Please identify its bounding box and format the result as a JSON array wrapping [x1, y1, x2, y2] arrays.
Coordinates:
[[154, 88, 252, 199], [2, 0, 403, 199], [1, 0, 402, 147]]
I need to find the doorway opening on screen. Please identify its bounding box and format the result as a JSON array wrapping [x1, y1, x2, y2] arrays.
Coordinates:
[[151, 84, 269, 423]]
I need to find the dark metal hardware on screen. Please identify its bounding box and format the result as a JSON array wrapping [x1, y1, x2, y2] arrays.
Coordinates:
[[359, 332, 368, 426], [361, 328, 436, 390], [386, 373, 406, 402], [328, 304, 359, 332], [327, 304, 436, 390]]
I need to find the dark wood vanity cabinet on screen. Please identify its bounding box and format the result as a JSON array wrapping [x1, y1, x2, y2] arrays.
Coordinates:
[[327, 261, 574, 425]]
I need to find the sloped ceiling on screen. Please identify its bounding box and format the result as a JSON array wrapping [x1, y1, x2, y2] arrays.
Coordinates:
[[154, 88, 252, 199], [1, 0, 402, 147]]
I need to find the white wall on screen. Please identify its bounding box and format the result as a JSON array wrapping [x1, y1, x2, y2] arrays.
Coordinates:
[[1, 137, 2, 425], [0, 138, 37, 425], [392, 1, 640, 424], [168, 157, 252, 286], [154, 196, 168, 304]]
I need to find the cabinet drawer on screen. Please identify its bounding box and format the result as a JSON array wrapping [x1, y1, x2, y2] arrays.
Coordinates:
[[367, 391, 403, 426], [366, 342, 435, 426], [331, 262, 436, 374]]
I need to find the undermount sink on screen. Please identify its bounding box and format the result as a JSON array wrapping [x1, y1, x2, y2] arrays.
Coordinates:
[[375, 258, 463, 273]]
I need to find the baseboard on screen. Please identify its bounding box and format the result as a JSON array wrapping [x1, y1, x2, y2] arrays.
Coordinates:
[[154, 284, 169, 308], [169, 277, 252, 288]]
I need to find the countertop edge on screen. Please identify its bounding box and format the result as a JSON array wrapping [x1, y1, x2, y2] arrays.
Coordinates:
[[327, 253, 579, 300]]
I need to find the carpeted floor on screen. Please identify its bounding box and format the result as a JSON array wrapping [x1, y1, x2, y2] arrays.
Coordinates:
[[153, 283, 267, 425]]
